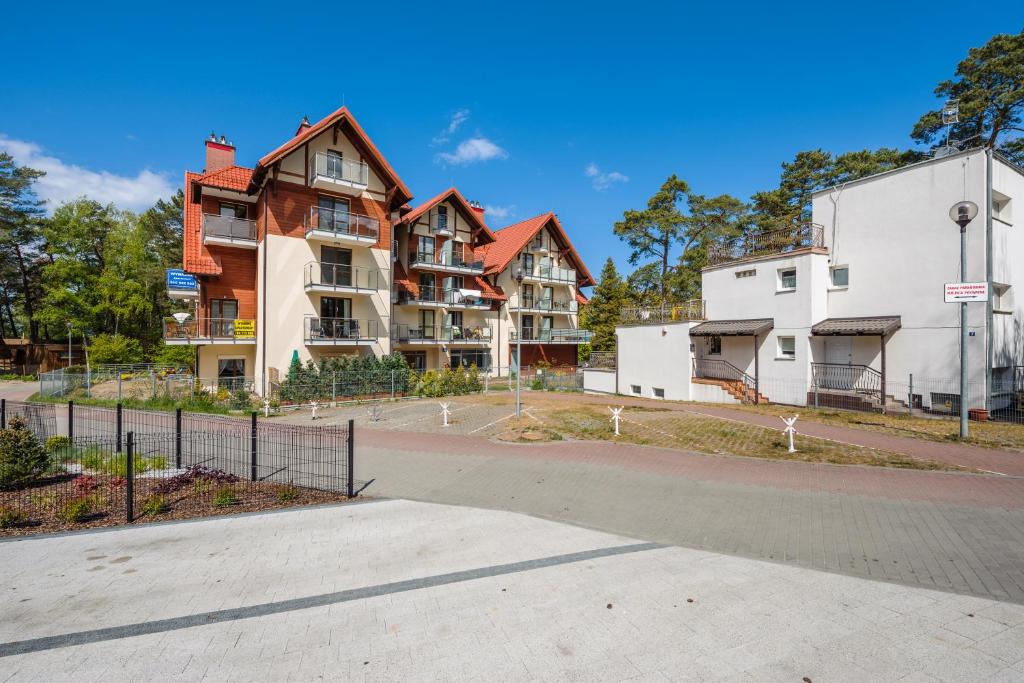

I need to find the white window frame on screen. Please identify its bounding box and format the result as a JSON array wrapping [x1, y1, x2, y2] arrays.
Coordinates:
[[993, 190, 1012, 225], [830, 266, 849, 289], [776, 336, 796, 360], [777, 267, 796, 292], [993, 283, 1013, 314]]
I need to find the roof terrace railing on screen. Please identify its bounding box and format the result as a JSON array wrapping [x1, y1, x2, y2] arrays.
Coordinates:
[[707, 223, 825, 266], [619, 300, 705, 326]]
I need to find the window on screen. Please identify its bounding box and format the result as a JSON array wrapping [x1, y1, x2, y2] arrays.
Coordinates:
[[540, 316, 554, 341], [777, 336, 796, 359], [419, 273, 436, 301], [321, 247, 352, 286], [778, 268, 796, 291], [707, 335, 722, 355], [521, 314, 535, 341], [417, 235, 435, 263], [325, 150, 343, 178], [830, 266, 849, 288], [217, 358, 246, 390], [318, 195, 349, 231], [420, 310, 435, 339], [446, 311, 463, 338], [993, 191, 1012, 224], [521, 284, 535, 308], [631, 385, 641, 395], [994, 283, 1013, 314], [522, 253, 534, 275], [219, 202, 247, 218], [210, 299, 238, 336], [653, 387, 665, 399], [532, 234, 545, 251], [402, 351, 427, 371], [451, 349, 491, 370], [735, 269, 756, 278], [436, 205, 449, 231]]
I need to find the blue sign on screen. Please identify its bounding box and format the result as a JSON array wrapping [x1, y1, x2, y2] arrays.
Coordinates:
[[166, 269, 198, 290]]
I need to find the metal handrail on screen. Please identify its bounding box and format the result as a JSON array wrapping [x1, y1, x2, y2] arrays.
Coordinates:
[[409, 249, 484, 271], [525, 265, 576, 284], [304, 317, 379, 341], [707, 223, 824, 266], [305, 206, 380, 240], [304, 262, 379, 290], [163, 317, 254, 339], [308, 151, 369, 186], [202, 214, 256, 241], [441, 289, 489, 307], [516, 298, 577, 313], [429, 209, 452, 234], [620, 300, 705, 325], [509, 328, 594, 343], [811, 362, 882, 398]]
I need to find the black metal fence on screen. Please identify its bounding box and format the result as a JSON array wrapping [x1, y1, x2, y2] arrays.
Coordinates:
[[0, 400, 355, 532]]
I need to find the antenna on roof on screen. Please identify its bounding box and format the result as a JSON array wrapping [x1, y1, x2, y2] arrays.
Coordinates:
[[934, 100, 960, 158]]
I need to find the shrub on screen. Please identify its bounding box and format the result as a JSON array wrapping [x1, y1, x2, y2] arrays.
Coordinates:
[[0, 505, 27, 529], [212, 486, 239, 508], [154, 466, 239, 494], [57, 498, 92, 524], [73, 475, 100, 495], [87, 334, 144, 365], [0, 416, 49, 488], [276, 485, 299, 502], [45, 435, 72, 453], [0, 374, 35, 382], [150, 341, 195, 371], [142, 495, 170, 516], [230, 389, 253, 411]]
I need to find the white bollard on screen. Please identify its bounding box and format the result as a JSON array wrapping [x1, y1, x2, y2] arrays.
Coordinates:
[[440, 402, 451, 427], [311, 401, 320, 421], [780, 415, 799, 453], [609, 406, 624, 436]]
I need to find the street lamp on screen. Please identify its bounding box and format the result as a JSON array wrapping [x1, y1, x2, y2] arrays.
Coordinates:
[[514, 266, 525, 418], [949, 200, 978, 439]]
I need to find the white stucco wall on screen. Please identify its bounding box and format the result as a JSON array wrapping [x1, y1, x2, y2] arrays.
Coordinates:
[[615, 322, 695, 401], [582, 369, 616, 394]]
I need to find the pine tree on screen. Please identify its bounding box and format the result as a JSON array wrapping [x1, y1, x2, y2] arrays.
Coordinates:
[[580, 258, 629, 353]]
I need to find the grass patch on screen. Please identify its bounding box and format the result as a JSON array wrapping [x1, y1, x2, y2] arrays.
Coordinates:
[[28, 392, 235, 416], [79, 446, 167, 476]]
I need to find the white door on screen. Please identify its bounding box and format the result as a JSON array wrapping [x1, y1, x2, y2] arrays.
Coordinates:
[[823, 337, 853, 389]]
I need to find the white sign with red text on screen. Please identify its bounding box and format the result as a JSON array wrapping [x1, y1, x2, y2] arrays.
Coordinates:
[[944, 282, 989, 303]]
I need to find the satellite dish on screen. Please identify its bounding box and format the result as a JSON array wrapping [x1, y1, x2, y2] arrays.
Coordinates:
[[172, 312, 192, 324]]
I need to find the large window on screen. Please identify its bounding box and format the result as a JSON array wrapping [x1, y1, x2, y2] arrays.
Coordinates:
[[402, 351, 426, 371], [436, 205, 448, 231], [217, 358, 246, 390], [451, 349, 490, 370], [419, 273, 436, 301], [420, 310, 435, 339], [417, 235, 435, 264], [522, 253, 534, 275], [321, 246, 352, 286], [520, 314, 534, 340], [318, 195, 349, 232], [219, 202, 247, 218]]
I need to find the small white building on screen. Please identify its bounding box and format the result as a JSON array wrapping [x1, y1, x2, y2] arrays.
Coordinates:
[[591, 148, 1024, 415]]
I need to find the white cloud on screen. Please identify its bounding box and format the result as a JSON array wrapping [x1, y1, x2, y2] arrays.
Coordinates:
[[585, 162, 629, 190], [484, 204, 515, 221], [436, 137, 509, 166], [0, 135, 175, 213], [431, 109, 471, 146]]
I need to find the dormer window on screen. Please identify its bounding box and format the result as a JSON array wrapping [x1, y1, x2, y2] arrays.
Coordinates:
[[436, 205, 448, 231]]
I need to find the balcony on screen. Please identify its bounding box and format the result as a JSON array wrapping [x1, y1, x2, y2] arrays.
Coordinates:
[[163, 318, 256, 345], [398, 288, 491, 309], [408, 249, 485, 275], [305, 206, 380, 245], [514, 298, 577, 314], [392, 324, 492, 345], [429, 209, 453, 236], [522, 265, 576, 285], [398, 288, 445, 308], [304, 262, 380, 295], [707, 223, 825, 267], [509, 328, 593, 344], [202, 214, 257, 249], [304, 317, 379, 346], [619, 300, 705, 326], [308, 152, 369, 195]]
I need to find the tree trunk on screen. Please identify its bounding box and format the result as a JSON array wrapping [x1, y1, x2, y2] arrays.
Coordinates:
[[13, 244, 38, 343]]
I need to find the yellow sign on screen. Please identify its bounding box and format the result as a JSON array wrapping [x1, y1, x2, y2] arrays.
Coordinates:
[[233, 319, 255, 338]]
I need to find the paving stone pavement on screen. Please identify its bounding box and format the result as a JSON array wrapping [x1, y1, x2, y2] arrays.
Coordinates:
[[2, 500, 1023, 681]]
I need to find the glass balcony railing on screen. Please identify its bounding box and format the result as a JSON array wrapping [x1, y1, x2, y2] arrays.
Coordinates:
[[163, 318, 256, 341], [304, 262, 379, 291], [391, 324, 492, 343], [409, 250, 484, 272], [515, 298, 577, 313], [308, 152, 369, 186], [304, 317, 379, 343], [509, 328, 593, 343], [202, 214, 257, 242], [305, 206, 380, 241]]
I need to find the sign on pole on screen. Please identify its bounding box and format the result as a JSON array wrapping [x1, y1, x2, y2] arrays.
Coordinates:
[[944, 282, 988, 303]]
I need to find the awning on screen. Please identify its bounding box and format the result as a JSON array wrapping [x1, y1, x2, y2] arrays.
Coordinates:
[[690, 318, 774, 336], [811, 316, 901, 336]]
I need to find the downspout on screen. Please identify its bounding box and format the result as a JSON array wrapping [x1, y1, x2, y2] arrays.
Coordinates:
[[261, 189, 269, 397], [985, 148, 993, 411]]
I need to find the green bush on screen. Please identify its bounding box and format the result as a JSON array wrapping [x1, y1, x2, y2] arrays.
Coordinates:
[[0, 417, 49, 488], [80, 447, 166, 476], [45, 435, 72, 452], [0, 505, 27, 529], [276, 352, 412, 404], [212, 486, 238, 508], [0, 374, 35, 382], [87, 334, 144, 365], [142, 495, 170, 516], [276, 485, 299, 502], [57, 498, 92, 524], [229, 388, 253, 411], [150, 341, 195, 371]]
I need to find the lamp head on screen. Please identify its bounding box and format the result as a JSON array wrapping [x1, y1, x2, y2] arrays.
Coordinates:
[[514, 267, 525, 284], [949, 201, 978, 229]]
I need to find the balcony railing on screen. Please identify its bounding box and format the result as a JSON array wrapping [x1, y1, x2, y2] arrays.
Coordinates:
[[308, 152, 369, 187], [811, 362, 882, 396], [442, 289, 489, 307], [305, 206, 380, 242], [509, 328, 594, 343], [304, 317, 379, 343], [391, 324, 492, 343], [620, 300, 705, 326], [163, 317, 256, 342], [202, 214, 257, 242], [429, 209, 453, 235], [516, 298, 577, 313], [304, 262, 380, 291], [523, 265, 576, 284], [409, 250, 484, 273], [707, 223, 825, 266]]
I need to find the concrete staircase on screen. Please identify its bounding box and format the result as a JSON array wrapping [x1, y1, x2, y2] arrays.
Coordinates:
[[694, 377, 769, 404]]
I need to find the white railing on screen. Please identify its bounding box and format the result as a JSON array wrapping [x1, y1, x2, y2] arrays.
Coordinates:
[[309, 152, 369, 186]]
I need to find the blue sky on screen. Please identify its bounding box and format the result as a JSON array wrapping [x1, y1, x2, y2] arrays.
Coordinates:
[[2, 1, 1021, 281]]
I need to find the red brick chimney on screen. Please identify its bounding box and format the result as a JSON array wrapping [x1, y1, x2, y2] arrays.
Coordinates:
[[204, 132, 235, 173], [295, 116, 311, 137]]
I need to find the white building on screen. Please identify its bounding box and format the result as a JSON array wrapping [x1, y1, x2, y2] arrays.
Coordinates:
[[590, 148, 1024, 415]]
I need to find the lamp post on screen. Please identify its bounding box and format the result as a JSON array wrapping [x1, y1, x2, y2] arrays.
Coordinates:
[[949, 200, 978, 439], [514, 266, 525, 418]]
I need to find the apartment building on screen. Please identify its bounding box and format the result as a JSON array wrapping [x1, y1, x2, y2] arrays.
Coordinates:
[[165, 106, 593, 390], [591, 148, 1023, 415]]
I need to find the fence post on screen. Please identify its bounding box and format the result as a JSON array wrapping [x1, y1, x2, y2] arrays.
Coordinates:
[[175, 407, 182, 469], [347, 418, 355, 498], [908, 373, 914, 417], [116, 403, 123, 453], [814, 382, 819, 408], [250, 411, 258, 482], [332, 373, 337, 405], [117, 374, 122, 402], [391, 370, 395, 401], [1, 398, 5, 429], [68, 401, 74, 441], [126, 432, 135, 523]]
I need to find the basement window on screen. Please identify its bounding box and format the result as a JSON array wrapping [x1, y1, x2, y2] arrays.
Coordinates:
[[777, 336, 796, 359], [735, 268, 756, 278], [652, 387, 665, 399], [631, 385, 641, 395], [830, 266, 849, 288]]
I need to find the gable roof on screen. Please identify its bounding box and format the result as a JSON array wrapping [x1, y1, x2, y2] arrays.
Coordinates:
[[248, 106, 412, 205], [483, 213, 595, 286], [196, 165, 253, 192], [401, 187, 495, 242], [182, 171, 223, 275]]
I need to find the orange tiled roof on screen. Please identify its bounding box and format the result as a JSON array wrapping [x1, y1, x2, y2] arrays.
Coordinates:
[[401, 187, 495, 242], [483, 213, 595, 287], [576, 291, 589, 305], [251, 106, 412, 204], [470, 276, 506, 301], [182, 171, 223, 276], [394, 261, 418, 297], [196, 165, 253, 192]]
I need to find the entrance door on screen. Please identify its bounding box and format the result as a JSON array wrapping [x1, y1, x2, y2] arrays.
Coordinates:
[[823, 337, 853, 389], [540, 316, 554, 341], [419, 310, 435, 339], [318, 195, 349, 232]]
